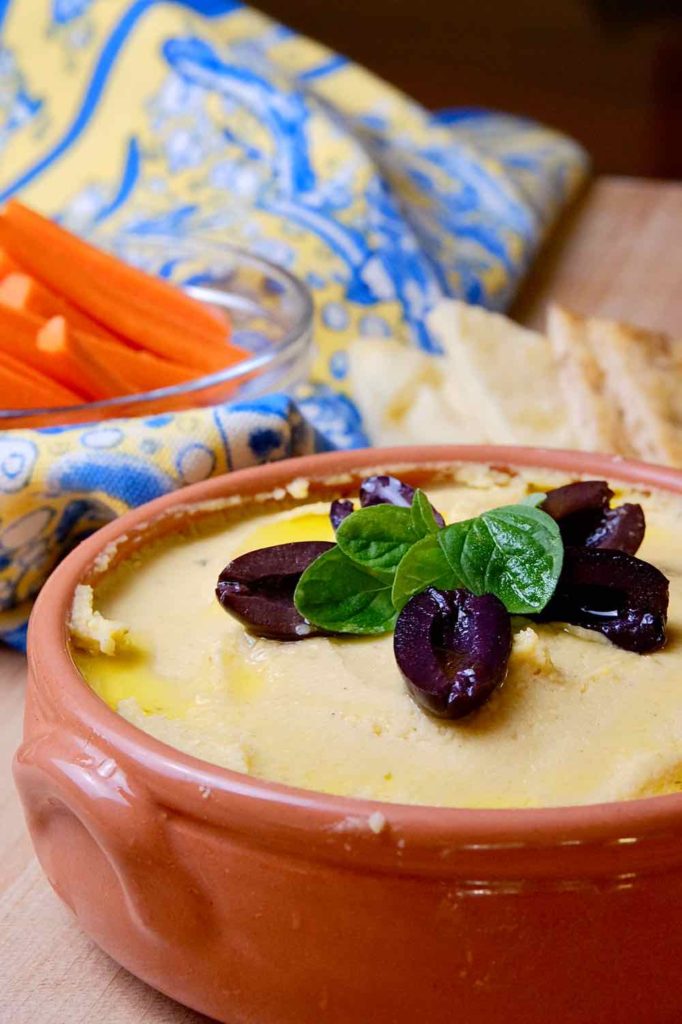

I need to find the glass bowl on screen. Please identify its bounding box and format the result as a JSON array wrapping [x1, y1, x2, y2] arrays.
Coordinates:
[[0, 240, 314, 429]]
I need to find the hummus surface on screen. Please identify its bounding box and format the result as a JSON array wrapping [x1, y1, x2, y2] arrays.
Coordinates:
[[71, 466, 682, 809]]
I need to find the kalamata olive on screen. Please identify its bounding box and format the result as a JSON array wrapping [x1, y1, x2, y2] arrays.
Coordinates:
[[360, 474, 415, 508], [330, 498, 354, 530], [541, 480, 613, 521], [394, 588, 512, 718], [359, 475, 445, 527], [541, 480, 613, 546], [541, 480, 645, 555], [216, 541, 334, 640], [540, 547, 668, 654], [582, 503, 646, 556]]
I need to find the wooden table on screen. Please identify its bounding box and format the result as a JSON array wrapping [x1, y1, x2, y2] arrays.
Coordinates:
[[2, 176, 681, 1023]]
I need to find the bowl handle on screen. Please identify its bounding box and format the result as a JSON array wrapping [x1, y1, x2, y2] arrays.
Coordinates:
[[15, 726, 213, 948]]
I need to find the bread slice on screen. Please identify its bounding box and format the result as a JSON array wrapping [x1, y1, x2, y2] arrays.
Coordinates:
[[346, 337, 484, 446], [546, 305, 624, 455], [579, 312, 682, 466], [426, 299, 579, 448], [348, 300, 682, 466], [348, 300, 580, 448]]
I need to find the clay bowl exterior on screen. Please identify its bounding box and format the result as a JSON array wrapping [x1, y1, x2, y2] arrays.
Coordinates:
[[14, 445, 682, 1024]]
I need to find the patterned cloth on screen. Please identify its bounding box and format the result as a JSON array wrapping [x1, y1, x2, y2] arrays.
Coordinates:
[[0, 0, 588, 646]]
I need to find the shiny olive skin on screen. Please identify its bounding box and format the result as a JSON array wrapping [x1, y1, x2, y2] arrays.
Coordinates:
[[359, 475, 445, 526], [541, 480, 613, 522], [541, 480, 645, 555], [539, 546, 669, 654], [582, 503, 646, 555], [329, 498, 354, 531], [216, 541, 334, 641], [394, 587, 512, 719]]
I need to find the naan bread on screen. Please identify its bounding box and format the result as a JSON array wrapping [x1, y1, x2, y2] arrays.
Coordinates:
[[347, 299, 682, 466], [547, 305, 625, 455], [427, 300, 579, 448], [348, 300, 579, 449], [347, 337, 482, 446], [569, 310, 682, 466]]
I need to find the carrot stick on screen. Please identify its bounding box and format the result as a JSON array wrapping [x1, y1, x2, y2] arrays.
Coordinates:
[[0, 201, 243, 373], [0, 272, 121, 340], [0, 305, 131, 399], [0, 304, 91, 394], [75, 320, 232, 387], [0, 248, 16, 280], [0, 302, 227, 401], [36, 317, 137, 400], [41, 316, 218, 393], [0, 351, 82, 409], [121, 350, 204, 392], [0, 305, 85, 396]]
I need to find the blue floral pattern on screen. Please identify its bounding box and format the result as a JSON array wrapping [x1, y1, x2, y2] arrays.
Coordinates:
[[0, 0, 587, 648]]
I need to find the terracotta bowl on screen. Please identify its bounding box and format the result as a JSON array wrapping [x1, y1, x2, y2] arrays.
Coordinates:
[[14, 445, 682, 1024]]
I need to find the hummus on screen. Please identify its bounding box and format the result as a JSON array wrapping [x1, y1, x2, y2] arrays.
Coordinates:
[[70, 467, 682, 809]]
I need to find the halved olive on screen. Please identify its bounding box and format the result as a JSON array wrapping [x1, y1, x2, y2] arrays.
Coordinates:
[[541, 480, 645, 555], [329, 498, 354, 531], [216, 541, 334, 640], [582, 503, 646, 555], [394, 588, 512, 719], [540, 546, 669, 654], [360, 474, 416, 508], [541, 480, 613, 522], [359, 474, 445, 526]]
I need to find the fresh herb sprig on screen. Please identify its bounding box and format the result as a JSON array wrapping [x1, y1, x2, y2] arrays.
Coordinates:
[[294, 490, 564, 634]]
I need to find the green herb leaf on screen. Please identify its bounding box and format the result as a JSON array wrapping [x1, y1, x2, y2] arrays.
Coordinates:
[[410, 489, 441, 537], [392, 535, 463, 612], [436, 519, 477, 590], [454, 504, 563, 614], [336, 505, 418, 578], [521, 492, 547, 508], [294, 546, 397, 634]]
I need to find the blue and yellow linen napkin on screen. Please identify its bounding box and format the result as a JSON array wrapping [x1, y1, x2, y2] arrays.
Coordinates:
[[0, 0, 587, 646]]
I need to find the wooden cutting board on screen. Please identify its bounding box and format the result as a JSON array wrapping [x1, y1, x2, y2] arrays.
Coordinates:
[[2, 175, 681, 1024]]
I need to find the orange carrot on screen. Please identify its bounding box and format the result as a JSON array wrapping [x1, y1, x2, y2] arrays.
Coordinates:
[[0, 351, 81, 409], [0, 305, 132, 400], [121, 350, 204, 392], [41, 316, 214, 393], [0, 272, 121, 340], [0, 302, 225, 401], [0, 304, 90, 393], [0, 201, 243, 373], [0, 247, 16, 280], [36, 317, 136, 399], [79, 326, 227, 388]]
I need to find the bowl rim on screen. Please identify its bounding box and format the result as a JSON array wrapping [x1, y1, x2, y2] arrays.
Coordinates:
[[0, 241, 314, 421], [26, 444, 682, 854]]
